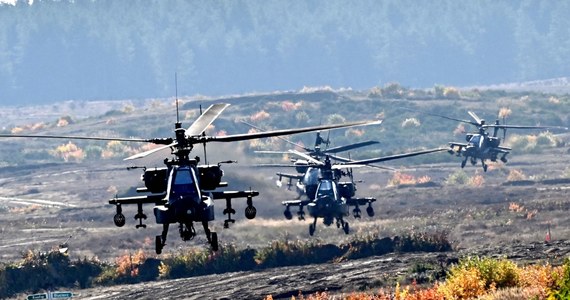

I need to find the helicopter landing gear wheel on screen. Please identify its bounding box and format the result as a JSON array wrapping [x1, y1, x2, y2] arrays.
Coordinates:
[[343, 222, 350, 234], [309, 223, 315, 236], [336, 220, 341, 228], [461, 160, 467, 168], [483, 164, 488, 172], [155, 235, 163, 255], [211, 232, 219, 251], [113, 213, 126, 227], [284, 209, 293, 220]]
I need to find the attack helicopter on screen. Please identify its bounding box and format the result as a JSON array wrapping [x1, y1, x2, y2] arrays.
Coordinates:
[[276, 146, 446, 203], [281, 147, 446, 235], [242, 120, 381, 198], [406, 108, 568, 172], [0, 103, 381, 254]]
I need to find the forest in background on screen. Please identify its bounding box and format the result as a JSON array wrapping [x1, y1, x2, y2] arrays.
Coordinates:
[[1, 0, 569, 105]]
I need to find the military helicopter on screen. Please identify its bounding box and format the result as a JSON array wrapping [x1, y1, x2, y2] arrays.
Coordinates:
[[242, 120, 381, 198], [281, 147, 446, 235], [276, 146, 446, 202], [406, 108, 568, 172], [0, 103, 381, 254]]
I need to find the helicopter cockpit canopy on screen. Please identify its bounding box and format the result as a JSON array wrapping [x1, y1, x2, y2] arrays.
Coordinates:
[[169, 166, 201, 203], [467, 134, 482, 147], [303, 167, 322, 185], [316, 179, 338, 199]]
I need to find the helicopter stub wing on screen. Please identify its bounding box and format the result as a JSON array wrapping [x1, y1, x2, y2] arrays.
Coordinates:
[[186, 103, 231, 136], [449, 142, 468, 148], [108, 193, 167, 205], [346, 197, 376, 207], [491, 146, 512, 153], [282, 199, 311, 207], [276, 172, 303, 180], [209, 190, 260, 200]]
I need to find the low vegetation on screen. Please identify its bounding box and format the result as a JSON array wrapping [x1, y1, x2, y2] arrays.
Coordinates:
[[275, 257, 570, 300], [0, 231, 451, 298]]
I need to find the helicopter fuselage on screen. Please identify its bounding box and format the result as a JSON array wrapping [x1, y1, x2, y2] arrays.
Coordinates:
[[154, 165, 215, 225], [306, 179, 349, 222]]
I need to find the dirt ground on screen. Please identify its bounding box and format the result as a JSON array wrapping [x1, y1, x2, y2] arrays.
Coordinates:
[[2, 144, 570, 299], [72, 239, 570, 300]]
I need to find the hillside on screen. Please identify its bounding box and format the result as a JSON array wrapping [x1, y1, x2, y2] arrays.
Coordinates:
[[0, 86, 569, 298]]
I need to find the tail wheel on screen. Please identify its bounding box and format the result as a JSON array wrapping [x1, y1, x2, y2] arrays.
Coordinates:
[[113, 213, 126, 227], [309, 223, 315, 236], [211, 232, 219, 251], [155, 235, 163, 255], [343, 222, 350, 234]]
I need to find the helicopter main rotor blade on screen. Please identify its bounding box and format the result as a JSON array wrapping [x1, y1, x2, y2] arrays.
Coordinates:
[[326, 153, 351, 163], [123, 143, 175, 160], [345, 148, 447, 165], [201, 120, 382, 144], [253, 150, 291, 154], [332, 164, 367, 169], [483, 124, 569, 130], [326, 153, 397, 171], [323, 140, 379, 153], [186, 103, 230, 136], [254, 163, 302, 168], [364, 164, 397, 171], [0, 134, 149, 143], [467, 111, 483, 125], [401, 107, 478, 126], [241, 120, 310, 151], [288, 149, 323, 165]]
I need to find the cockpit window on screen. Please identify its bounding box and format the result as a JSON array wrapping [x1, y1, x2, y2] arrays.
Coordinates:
[[316, 180, 336, 198], [174, 169, 194, 185], [171, 167, 199, 200], [469, 135, 481, 146]]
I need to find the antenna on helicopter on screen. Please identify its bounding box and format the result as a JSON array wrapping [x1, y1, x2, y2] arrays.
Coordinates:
[[200, 105, 208, 164], [175, 73, 181, 129]]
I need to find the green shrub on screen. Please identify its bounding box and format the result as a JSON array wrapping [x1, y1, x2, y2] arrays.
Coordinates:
[[452, 256, 519, 290], [549, 258, 570, 299], [446, 170, 469, 185]]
